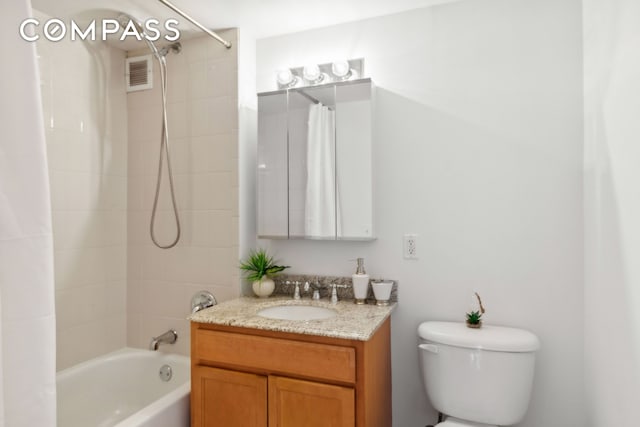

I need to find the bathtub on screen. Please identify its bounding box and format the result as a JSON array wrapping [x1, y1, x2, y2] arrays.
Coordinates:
[[57, 348, 190, 427]]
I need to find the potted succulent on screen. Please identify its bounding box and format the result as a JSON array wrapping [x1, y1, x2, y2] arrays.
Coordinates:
[[466, 292, 486, 329], [240, 249, 289, 298]]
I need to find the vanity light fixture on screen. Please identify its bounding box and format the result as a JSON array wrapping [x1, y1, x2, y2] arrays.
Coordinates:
[[331, 60, 351, 79], [276, 69, 299, 88], [275, 58, 364, 89], [303, 64, 325, 84]]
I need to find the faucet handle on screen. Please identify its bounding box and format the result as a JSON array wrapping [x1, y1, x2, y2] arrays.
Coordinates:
[[329, 284, 348, 304], [293, 282, 301, 300]]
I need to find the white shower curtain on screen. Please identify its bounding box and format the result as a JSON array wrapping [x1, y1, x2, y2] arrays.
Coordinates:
[[305, 103, 339, 238], [0, 1, 57, 426]]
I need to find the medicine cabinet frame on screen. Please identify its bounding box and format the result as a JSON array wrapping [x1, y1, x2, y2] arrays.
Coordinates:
[[257, 78, 374, 241]]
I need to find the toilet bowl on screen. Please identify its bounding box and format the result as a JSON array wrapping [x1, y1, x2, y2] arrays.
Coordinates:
[[418, 321, 540, 427]]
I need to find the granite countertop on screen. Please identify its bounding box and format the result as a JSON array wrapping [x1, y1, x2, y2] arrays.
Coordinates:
[[189, 296, 395, 341]]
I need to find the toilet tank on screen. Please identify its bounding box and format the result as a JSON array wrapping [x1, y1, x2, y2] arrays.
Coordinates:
[[418, 321, 540, 426]]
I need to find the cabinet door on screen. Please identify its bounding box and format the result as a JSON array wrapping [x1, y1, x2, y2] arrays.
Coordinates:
[[268, 376, 355, 427], [192, 366, 267, 427], [257, 92, 288, 238]]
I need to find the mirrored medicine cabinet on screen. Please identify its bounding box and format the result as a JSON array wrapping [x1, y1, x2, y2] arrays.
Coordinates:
[[257, 78, 374, 240]]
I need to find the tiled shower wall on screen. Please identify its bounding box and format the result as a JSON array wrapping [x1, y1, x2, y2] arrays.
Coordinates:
[[126, 31, 240, 355], [40, 17, 240, 366], [36, 11, 128, 370]]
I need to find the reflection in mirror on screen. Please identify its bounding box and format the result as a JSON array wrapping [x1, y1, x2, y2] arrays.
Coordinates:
[[288, 86, 336, 238], [305, 99, 337, 238]]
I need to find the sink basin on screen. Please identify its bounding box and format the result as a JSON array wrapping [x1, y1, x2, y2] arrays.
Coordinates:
[[257, 305, 337, 321]]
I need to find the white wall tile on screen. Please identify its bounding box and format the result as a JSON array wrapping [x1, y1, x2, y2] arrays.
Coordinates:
[[126, 32, 240, 352], [127, 105, 163, 143], [190, 96, 237, 136], [44, 28, 239, 362], [190, 210, 233, 247], [166, 101, 189, 139], [191, 134, 235, 173], [188, 172, 232, 210]]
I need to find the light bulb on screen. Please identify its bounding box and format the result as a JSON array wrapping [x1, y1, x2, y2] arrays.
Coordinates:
[[303, 64, 321, 82], [331, 60, 350, 78], [276, 69, 294, 86]]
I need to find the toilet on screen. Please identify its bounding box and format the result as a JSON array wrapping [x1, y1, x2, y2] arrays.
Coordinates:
[[417, 321, 540, 427]]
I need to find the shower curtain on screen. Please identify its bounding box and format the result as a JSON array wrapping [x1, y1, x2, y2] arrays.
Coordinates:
[[305, 103, 339, 238], [0, 1, 57, 426]]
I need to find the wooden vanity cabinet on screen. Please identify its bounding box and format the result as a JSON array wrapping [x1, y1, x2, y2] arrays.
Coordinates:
[[191, 318, 391, 427]]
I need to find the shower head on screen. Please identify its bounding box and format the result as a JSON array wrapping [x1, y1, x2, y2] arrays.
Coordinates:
[[157, 42, 182, 57], [117, 13, 181, 61]]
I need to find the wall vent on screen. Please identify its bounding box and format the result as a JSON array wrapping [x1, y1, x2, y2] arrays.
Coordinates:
[[126, 55, 153, 92]]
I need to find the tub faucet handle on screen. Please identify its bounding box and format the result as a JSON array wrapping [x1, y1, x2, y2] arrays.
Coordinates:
[[191, 290, 217, 314]]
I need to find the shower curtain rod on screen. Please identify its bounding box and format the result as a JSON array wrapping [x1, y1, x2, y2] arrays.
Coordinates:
[[298, 89, 320, 104], [157, 0, 232, 49]]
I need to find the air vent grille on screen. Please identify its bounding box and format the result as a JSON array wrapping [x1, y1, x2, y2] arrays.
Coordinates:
[[126, 55, 153, 92]]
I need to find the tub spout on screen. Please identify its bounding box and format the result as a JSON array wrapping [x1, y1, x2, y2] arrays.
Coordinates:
[[150, 329, 178, 351]]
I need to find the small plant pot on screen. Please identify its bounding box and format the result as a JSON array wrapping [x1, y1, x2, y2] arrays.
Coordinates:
[[252, 277, 275, 298], [466, 321, 482, 329]]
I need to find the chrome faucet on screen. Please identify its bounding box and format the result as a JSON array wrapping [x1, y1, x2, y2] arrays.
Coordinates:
[[150, 329, 178, 351], [304, 281, 322, 300]]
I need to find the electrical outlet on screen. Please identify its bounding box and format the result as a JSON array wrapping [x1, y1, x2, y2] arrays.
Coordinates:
[[403, 234, 418, 259]]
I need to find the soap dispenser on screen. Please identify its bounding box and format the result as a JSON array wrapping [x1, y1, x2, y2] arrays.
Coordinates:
[[352, 258, 370, 304]]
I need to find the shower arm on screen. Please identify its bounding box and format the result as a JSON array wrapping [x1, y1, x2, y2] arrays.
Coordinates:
[[157, 0, 232, 49]]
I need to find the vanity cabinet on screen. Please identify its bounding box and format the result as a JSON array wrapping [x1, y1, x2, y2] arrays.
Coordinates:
[[190, 318, 391, 427]]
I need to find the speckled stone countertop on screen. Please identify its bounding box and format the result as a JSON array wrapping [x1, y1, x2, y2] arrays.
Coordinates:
[[189, 296, 395, 341]]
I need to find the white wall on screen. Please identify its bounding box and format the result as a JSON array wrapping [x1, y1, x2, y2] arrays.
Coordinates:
[[36, 10, 129, 370], [255, 1, 584, 426], [238, 28, 259, 295], [583, 0, 640, 425]]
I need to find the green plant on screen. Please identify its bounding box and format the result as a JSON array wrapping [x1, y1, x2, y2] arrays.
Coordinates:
[[466, 310, 483, 325], [239, 249, 289, 282], [466, 292, 486, 326]]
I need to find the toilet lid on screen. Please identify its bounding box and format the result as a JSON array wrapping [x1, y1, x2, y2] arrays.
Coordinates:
[[418, 321, 540, 352]]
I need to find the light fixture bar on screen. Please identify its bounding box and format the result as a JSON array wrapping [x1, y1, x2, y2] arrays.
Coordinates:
[[275, 58, 364, 90], [157, 0, 232, 49]]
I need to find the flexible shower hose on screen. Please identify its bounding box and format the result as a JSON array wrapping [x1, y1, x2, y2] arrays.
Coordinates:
[[149, 53, 181, 249]]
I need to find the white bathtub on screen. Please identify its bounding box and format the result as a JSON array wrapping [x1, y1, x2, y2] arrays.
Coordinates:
[[57, 348, 190, 427]]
